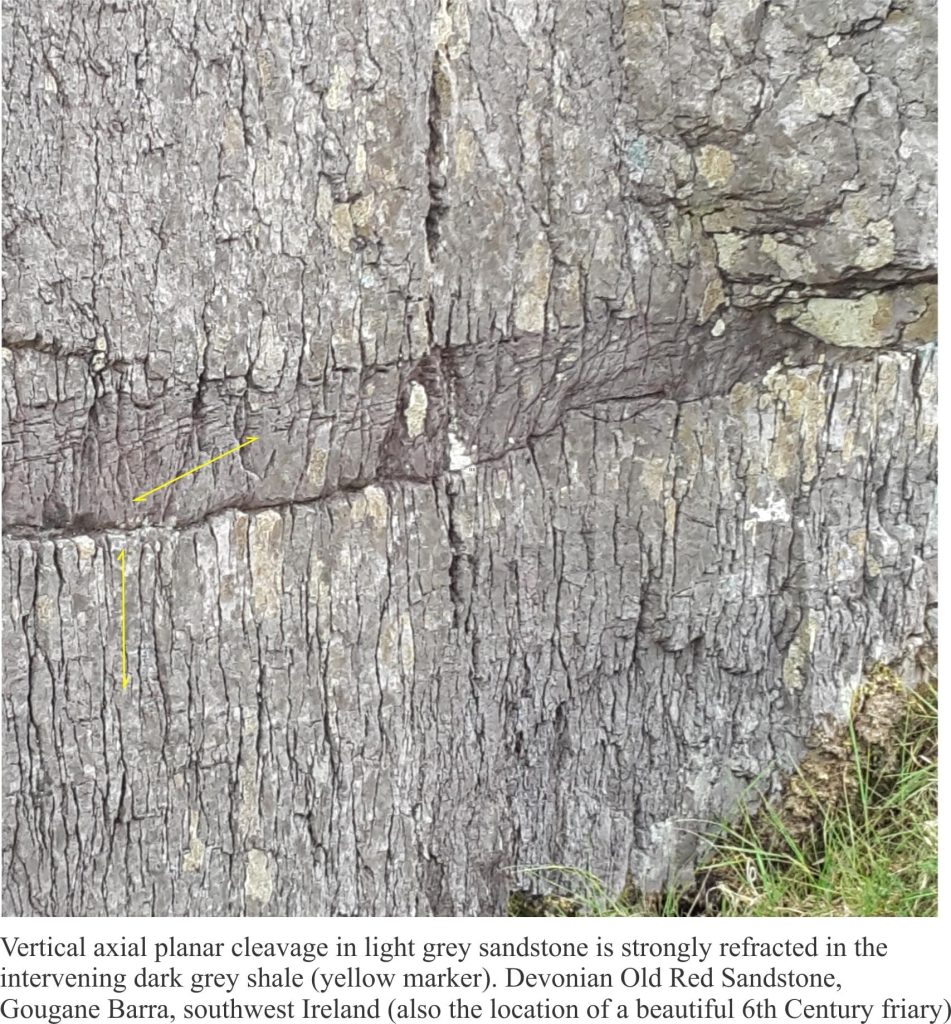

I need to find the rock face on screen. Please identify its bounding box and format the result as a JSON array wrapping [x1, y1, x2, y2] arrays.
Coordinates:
[[2, 0, 936, 915]]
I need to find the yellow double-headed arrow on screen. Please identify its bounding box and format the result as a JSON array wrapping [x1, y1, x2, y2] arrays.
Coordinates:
[[132, 435, 259, 503]]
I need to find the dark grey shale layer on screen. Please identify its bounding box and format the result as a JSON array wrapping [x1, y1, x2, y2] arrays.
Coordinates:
[[2, 0, 936, 914]]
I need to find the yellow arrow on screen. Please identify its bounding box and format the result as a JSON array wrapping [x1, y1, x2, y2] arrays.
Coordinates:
[[132, 436, 260, 503], [118, 549, 130, 690]]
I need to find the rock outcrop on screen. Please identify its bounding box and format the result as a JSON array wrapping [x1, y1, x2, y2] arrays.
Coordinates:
[[2, 0, 936, 914]]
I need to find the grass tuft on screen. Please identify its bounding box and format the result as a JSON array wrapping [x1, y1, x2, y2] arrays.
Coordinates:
[[510, 677, 937, 918]]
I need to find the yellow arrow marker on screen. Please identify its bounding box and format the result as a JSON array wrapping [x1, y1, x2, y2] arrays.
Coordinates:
[[118, 549, 130, 690], [132, 436, 260, 503]]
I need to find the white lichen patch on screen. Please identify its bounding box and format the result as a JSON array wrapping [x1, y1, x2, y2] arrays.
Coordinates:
[[399, 613, 415, 676], [763, 364, 826, 483], [244, 849, 273, 904], [365, 485, 389, 530], [799, 55, 868, 118], [91, 335, 108, 372], [712, 232, 745, 271], [455, 126, 475, 178], [405, 381, 428, 438], [783, 610, 821, 693], [696, 145, 735, 187], [638, 456, 669, 502], [514, 236, 552, 334], [182, 810, 205, 873], [448, 431, 473, 470], [350, 194, 375, 237], [663, 495, 678, 541], [330, 203, 354, 251], [316, 178, 333, 223], [434, 0, 453, 48], [708, 0, 760, 48], [306, 423, 332, 491], [745, 496, 791, 528], [350, 486, 389, 534], [251, 316, 285, 391], [325, 60, 354, 111], [221, 111, 245, 161], [914, 353, 937, 448], [75, 536, 96, 566], [242, 706, 258, 738], [353, 141, 367, 179], [249, 510, 284, 617], [307, 552, 332, 626], [238, 761, 258, 839], [35, 594, 54, 628], [375, 615, 401, 685]]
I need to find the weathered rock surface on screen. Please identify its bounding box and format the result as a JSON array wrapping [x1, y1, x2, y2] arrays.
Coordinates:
[[2, 0, 936, 915]]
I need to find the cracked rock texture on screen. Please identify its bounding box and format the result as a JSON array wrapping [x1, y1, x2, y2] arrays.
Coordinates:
[[2, 0, 936, 915]]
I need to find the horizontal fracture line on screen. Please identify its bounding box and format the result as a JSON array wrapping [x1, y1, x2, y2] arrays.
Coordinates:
[[2, 478, 435, 544], [2, 341, 931, 544], [1, 396, 630, 542]]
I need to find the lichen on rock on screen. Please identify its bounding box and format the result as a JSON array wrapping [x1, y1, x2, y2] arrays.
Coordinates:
[[1, 0, 936, 916]]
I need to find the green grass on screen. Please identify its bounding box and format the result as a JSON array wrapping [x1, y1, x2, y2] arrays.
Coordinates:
[[510, 680, 937, 918]]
